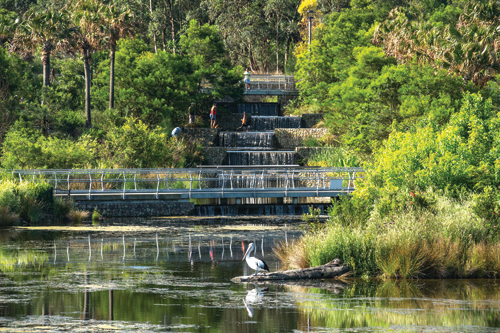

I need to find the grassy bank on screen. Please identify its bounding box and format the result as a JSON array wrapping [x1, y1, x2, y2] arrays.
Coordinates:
[[0, 177, 87, 226], [277, 194, 500, 279]]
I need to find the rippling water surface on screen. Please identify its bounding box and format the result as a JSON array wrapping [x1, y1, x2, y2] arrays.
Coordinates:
[[0, 217, 499, 332]]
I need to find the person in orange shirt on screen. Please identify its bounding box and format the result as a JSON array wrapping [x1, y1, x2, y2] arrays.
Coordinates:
[[210, 104, 217, 128]]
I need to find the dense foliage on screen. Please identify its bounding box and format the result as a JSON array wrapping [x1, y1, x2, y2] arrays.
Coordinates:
[[279, 0, 500, 277]]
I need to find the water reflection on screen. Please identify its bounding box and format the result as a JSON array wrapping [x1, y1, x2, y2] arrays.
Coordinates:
[[1, 225, 500, 332], [243, 284, 269, 318]]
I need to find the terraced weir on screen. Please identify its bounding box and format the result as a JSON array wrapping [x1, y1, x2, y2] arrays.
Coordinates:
[[220, 112, 301, 166], [224, 150, 295, 165], [251, 116, 301, 131], [219, 132, 274, 148]]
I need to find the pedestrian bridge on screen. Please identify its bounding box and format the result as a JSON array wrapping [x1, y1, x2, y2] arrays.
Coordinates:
[[12, 167, 364, 201], [243, 75, 299, 96], [202, 75, 299, 96]]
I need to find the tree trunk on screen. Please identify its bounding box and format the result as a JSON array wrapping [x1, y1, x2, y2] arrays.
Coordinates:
[[168, 0, 175, 54], [150, 0, 157, 53], [162, 27, 167, 51], [83, 45, 92, 128], [276, 25, 279, 74], [232, 260, 349, 282], [284, 37, 290, 72], [41, 42, 52, 87], [109, 43, 115, 110]]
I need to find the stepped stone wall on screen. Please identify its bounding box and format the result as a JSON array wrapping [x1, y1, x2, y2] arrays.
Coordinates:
[[203, 147, 228, 165], [274, 128, 329, 149], [75, 200, 194, 217], [199, 114, 242, 131], [183, 128, 219, 146], [301, 114, 324, 128]]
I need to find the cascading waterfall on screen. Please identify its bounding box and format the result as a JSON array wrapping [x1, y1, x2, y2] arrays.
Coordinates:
[[236, 103, 279, 116], [217, 172, 290, 189], [251, 116, 301, 130], [225, 151, 295, 165], [193, 204, 329, 216], [219, 132, 274, 148]]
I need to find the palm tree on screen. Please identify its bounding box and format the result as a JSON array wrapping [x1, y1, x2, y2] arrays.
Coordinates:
[[11, 9, 73, 87], [69, 0, 106, 128], [0, 9, 19, 46], [101, 3, 134, 110]]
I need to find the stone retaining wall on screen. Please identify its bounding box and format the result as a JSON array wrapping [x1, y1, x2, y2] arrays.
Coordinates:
[[203, 147, 228, 165], [199, 114, 242, 131], [301, 113, 324, 128], [74, 200, 194, 217], [183, 128, 219, 147], [274, 128, 329, 149]]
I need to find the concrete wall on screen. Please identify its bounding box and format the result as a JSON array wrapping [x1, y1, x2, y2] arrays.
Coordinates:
[[274, 128, 329, 149], [75, 200, 194, 217]]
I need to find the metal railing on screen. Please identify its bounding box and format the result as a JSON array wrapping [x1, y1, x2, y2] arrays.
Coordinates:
[[9, 167, 364, 199], [247, 75, 297, 91]]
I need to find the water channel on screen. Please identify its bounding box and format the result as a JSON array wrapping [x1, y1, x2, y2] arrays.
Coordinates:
[[1, 216, 500, 332]]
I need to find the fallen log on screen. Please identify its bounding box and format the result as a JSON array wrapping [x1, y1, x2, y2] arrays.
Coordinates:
[[232, 259, 349, 283]]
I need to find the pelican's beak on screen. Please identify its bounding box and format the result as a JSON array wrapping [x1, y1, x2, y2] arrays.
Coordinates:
[[242, 246, 250, 261]]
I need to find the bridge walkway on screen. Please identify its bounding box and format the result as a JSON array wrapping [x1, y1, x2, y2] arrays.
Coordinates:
[[11, 167, 364, 201]]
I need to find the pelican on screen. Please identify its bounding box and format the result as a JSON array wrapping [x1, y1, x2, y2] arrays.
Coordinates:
[[242, 243, 269, 275]]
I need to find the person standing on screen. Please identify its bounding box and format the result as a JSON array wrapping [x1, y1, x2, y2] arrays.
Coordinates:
[[237, 111, 251, 131], [244, 68, 251, 90], [210, 104, 217, 128], [188, 103, 195, 126]]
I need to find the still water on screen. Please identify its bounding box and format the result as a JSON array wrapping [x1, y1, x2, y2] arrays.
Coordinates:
[[1, 217, 500, 332]]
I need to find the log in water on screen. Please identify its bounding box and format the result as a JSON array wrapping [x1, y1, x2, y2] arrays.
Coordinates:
[[232, 259, 349, 282]]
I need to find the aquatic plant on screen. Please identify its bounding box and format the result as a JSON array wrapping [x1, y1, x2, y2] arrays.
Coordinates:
[[92, 207, 100, 225], [67, 209, 89, 225], [283, 193, 500, 278], [0, 206, 19, 227]]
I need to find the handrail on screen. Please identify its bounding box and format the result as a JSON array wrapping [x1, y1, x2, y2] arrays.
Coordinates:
[[9, 166, 364, 174], [6, 167, 365, 199]]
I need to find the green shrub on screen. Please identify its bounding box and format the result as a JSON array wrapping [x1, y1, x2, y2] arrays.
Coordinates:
[[92, 207, 100, 225], [1, 123, 92, 169], [472, 186, 500, 236], [306, 147, 361, 168], [304, 137, 321, 147], [0, 180, 53, 225]]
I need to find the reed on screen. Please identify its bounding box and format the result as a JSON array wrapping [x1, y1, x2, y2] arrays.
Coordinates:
[[67, 209, 89, 225], [0, 206, 19, 227], [283, 193, 500, 278]]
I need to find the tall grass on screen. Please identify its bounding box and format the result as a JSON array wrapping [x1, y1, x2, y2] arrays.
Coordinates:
[[306, 147, 361, 168], [282, 193, 500, 278]]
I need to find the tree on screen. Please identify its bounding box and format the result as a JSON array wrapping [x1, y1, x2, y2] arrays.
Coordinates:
[[0, 9, 18, 45], [374, 2, 500, 87], [179, 20, 243, 100], [101, 3, 134, 109], [69, 0, 106, 128], [93, 38, 197, 127], [11, 9, 73, 87]]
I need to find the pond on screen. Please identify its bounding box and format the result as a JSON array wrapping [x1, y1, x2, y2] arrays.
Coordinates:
[[1, 216, 500, 332]]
